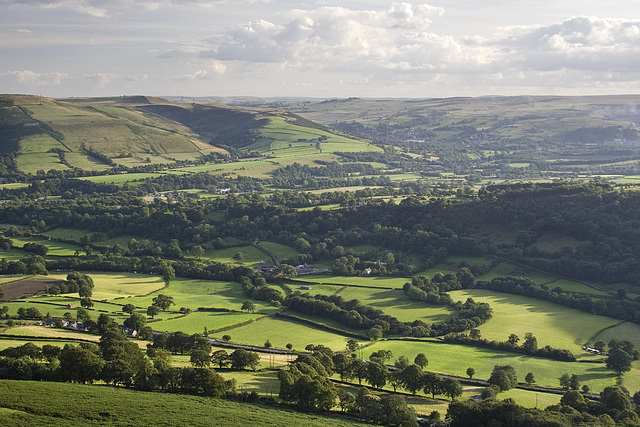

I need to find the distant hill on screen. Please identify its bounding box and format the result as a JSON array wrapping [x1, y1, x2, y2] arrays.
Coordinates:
[[0, 95, 344, 175]]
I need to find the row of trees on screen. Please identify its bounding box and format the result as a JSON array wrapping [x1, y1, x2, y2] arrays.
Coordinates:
[[0, 331, 234, 397]]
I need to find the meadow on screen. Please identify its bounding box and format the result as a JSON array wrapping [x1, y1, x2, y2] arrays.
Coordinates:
[[219, 317, 361, 351], [9, 236, 81, 256], [448, 289, 621, 354], [0, 380, 368, 427], [364, 339, 636, 394]]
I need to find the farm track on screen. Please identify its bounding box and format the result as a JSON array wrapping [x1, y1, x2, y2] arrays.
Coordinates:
[[253, 238, 280, 267]]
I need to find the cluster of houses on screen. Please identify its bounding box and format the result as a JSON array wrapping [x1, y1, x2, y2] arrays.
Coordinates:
[[36, 318, 137, 337], [253, 263, 328, 277]]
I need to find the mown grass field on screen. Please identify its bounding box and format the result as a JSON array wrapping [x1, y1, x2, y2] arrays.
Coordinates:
[[331, 286, 453, 324], [120, 277, 278, 317], [448, 289, 619, 354], [222, 317, 361, 351], [151, 311, 264, 335], [0, 380, 369, 427], [9, 236, 81, 256], [293, 275, 409, 289], [366, 339, 636, 393], [200, 245, 269, 268]]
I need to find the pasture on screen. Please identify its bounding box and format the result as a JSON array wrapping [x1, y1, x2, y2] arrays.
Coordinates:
[[200, 245, 267, 267], [0, 380, 366, 427], [293, 275, 409, 289], [9, 236, 81, 256], [590, 321, 640, 351], [151, 311, 263, 335], [125, 277, 280, 315], [448, 289, 619, 354], [221, 316, 361, 351], [366, 339, 630, 393]]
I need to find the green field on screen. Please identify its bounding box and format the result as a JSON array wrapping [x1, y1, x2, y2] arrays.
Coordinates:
[[9, 236, 81, 256], [294, 275, 409, 289], [448, 289, 619, 354], [222, 317, 362, 351], [255, 241, 299, 262], [332, 286, 452, 324], [0, 380, 368, 426], [152, 311, 263, 335], [590, 321, 640, 349], [124, 277, 279, 315], [201, 245, 270, 268], [365, 339, 634, 393]]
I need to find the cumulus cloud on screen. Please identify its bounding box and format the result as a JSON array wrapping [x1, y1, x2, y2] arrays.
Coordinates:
[[198, 2, 456, 73], [5, 69, 68, 86], [85, 72, 118, 88], [480, 16, 640, 74]]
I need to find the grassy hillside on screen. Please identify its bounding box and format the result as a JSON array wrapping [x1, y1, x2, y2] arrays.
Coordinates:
[[0, 95, 368, 176], [0, 380, 368, 426]]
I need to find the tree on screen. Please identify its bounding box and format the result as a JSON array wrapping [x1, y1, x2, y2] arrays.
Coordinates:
[[423, 372, 444, 398], [606, 348, 632, 375], [264, 339, 272, 349], [152, 294, 174, 311], [394, 355, 410, 371], [488, 365, 517, 391], [469, 328, 481, 339], [229, 349, 260, 371], [147, 305, 161, 319], [222, 335, 231, 343], [241, 300, 255, 313], [366, 361, 388, 389], [122, 303, 136, 314], [80, 297, 93, 308], [560, 390, 587, 412], [569, 374, 580, 390], [351, 358, 367, 385], [232, 252, 244, 262], [466, 367, 475, 379], [211, 350, 230, 369], [190, 245, 204, 259], [161, 264, 175, 284], [332, 353, 352, 381], [367, 326, 383, 341], [76, 307, 91, 322], [414, 353, 428, 368], [522, 332, 538, 352], [399, 364, 424, 395], [346, 339, 359, 353], [443, 378, 463, 401], [190, 349, 211, 368], [507, 334, 519, 346], [525, 372, 535, 385], [58, 344, 104, 384], [124, 313, 146, 331]]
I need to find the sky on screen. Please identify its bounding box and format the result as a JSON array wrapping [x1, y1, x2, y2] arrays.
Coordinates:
[[1, 0, 639, 99]]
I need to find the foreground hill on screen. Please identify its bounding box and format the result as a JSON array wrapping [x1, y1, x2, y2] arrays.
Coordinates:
[[0, 380, 367, 426]]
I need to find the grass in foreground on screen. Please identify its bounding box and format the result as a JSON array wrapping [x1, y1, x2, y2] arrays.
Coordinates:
[[0, 380, 369, 426]]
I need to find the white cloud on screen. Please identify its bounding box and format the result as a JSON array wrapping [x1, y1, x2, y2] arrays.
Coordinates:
[[85, 72, 118, 88], [6, 69, 68, 86], [482, 16, 640, 74]]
